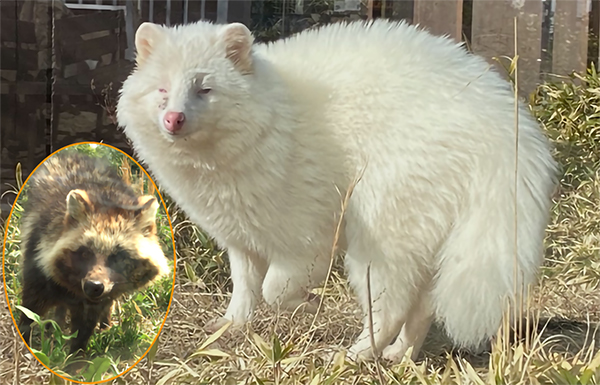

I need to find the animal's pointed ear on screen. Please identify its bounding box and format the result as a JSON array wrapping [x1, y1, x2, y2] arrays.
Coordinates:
[[66, 189, 91, 221], [135, 22, 164, 67], [135, 195, 159, 230], [220, 23, 254, 74]]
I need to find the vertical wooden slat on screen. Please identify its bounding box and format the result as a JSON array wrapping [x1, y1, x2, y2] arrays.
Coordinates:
[[471, 0, 543, 96], [217, 0, 228, 23], [413, 0, 463, 41], [125, 0, 136, 60], [391, 0, 413, 23], [367, 0, 374, 19], [552, 0, 590, 77], [166, 0, 171, 25]]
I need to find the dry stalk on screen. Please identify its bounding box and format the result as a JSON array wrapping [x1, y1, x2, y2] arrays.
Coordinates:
[[511, 15, 528, 352], [13, 332, 19, 385], [299, 165, 366, 355]]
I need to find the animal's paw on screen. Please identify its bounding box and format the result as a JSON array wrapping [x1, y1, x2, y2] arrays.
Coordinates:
[[347, 345, 375, 363], [382, 343, 408, 364], [98, 320, 112, 331], [204, 316, 239, 334]]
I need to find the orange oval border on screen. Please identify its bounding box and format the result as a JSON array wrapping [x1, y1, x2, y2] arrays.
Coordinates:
[[2, 141, 177, 384]]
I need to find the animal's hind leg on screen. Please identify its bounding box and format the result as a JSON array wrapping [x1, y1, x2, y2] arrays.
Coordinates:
[[348, 311, 406, 362], [382, 291, 433, 363], [205, 248, 268, 333], [345, 257, 418, 361]]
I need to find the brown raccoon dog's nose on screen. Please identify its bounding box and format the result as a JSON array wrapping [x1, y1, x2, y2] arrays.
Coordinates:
[[163, 111, 185, 133], [83, 280, 105, 299]]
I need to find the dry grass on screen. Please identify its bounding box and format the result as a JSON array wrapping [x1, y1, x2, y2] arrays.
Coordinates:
[[2, 68, 600, 385]]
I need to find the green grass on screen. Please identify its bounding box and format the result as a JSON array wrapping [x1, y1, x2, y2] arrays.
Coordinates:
[[1, 143, 175, 383]]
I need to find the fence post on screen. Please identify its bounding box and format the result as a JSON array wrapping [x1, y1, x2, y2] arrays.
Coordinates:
[[552, 0, 590, 79], [471, 0, 543, 97], [413, 0, 463, 42]]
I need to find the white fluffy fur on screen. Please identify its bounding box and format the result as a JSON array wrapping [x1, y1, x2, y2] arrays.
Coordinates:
[[117, 19, 558, 361]]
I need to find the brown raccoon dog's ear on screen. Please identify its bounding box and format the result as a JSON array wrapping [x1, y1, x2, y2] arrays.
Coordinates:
[[135, 195, 159, 231], [135, 22, 164, 67], [66, 189, 92, 222], [220, 23, 254, 75]]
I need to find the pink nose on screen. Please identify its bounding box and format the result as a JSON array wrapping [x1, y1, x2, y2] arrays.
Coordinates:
[[163, 111, 185, 133]]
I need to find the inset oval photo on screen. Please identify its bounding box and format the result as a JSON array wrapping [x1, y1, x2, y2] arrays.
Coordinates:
[[2, 143, 175, 383]]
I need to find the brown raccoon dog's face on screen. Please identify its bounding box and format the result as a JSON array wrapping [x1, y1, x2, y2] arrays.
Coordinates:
[[41, 189, 169, 302]]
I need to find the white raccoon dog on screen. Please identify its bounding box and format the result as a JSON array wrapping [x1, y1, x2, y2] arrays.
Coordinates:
[[117, 19, 558, 362]]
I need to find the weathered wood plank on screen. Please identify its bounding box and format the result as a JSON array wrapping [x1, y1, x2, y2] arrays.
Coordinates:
[[58, 32, 127, 66], [413, 0, 463, 41], [471, 0, 543, 96], [55, 11, 123, 43], [552, 0, 590, 77], [1, 19, 37, 44], [0, 48, 38, 71]]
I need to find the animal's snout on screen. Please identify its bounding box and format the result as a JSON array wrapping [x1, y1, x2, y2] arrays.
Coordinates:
[[83, 280, 105, 299], [163, 111, 186, 133]]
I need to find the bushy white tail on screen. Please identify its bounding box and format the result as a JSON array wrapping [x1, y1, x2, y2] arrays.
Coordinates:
[[431, 126, 558, 349]]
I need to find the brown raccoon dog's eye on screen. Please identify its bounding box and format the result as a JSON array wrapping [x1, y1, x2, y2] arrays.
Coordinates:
[[107, 248, 135, 274], [74, 246, 94, 260], [197, 87, 211, 96]]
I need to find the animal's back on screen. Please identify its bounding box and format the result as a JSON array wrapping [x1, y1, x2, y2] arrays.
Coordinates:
[[261, 20, 558, 349], [257, 20, 533, 171], [21, 152, 141, 263]]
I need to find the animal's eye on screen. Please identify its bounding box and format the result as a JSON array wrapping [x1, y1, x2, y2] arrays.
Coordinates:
[[159, 88, 167, 93], [75, 246, 94, 260], [197, 87, 211, 96], [107, 249, 130, 265]]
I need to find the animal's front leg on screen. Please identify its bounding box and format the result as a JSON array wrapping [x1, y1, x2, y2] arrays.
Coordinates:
[[18, 283, 53, 346], [261, 255, 326, 315], [69, 303, 100, 354], [98, 301, 114, 331], [205, 248, 267, 333], [45, 304, 68, 333]]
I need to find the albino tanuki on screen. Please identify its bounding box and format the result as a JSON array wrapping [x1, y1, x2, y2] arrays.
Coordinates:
[[117, 19, 558, 362]]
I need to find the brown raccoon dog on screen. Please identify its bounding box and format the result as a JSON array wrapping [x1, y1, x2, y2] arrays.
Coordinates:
[[17, 151, 170, 354]]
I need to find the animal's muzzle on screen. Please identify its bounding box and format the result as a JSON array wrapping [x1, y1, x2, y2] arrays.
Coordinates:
[[83, 280, 105, 299]]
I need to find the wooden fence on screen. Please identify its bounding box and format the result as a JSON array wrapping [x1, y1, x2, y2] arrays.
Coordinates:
[[120, 0, 598, 96], [1, 0, 599, 216]]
